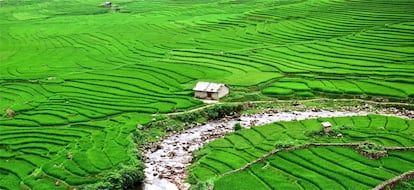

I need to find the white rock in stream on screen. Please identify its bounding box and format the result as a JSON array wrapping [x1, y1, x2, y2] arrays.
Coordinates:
[[144, 178, 178, 190], [142, 110, 407, 190]]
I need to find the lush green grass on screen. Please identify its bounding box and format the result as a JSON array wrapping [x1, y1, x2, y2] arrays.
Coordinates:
[[188, 115, 414, 189], [1, 0, 414, 189], [214, 147, 414, 190]]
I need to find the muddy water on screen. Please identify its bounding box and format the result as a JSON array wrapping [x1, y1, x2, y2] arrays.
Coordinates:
[[141, 111, 374, 190]]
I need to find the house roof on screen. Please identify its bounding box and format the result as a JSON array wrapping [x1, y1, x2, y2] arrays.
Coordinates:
[[193, 81, 226, 92], [321, 121, 332, 128]]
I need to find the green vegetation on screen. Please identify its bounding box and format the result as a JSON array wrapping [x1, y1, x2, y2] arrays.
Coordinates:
[[394, 179, 414, 190], [172, 104, 243, 123], [0, 113, 151, 190], [234, 123, 242, 131], [1, 0, 413, 189], [188, 115, 414, 189], [214, 147, 414, 190]]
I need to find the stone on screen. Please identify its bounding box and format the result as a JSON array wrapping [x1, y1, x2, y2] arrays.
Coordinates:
[[180, 183, 191, 190], [311, 107, 321, 112], [182, 156, 192, 164], [168, 151, 176, 158], [156, 144, 163, 150]]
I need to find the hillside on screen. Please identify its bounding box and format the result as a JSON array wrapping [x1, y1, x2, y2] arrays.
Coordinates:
[[0, 0, 413, 189]]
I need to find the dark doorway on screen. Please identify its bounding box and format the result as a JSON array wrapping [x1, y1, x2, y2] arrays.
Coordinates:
[[207, 92, 212, 98]]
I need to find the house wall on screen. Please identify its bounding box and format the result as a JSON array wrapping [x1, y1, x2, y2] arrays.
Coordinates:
[[194, 86, 229, 100], [218, 86, 229, 98], [211, 92, 219, 100], [194, 91, 207, 99]]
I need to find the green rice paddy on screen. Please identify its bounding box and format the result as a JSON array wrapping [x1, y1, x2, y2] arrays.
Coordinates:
[[189, 115, 414, 189], [213, 147, 414, 190], [1, 0, 414, 189]]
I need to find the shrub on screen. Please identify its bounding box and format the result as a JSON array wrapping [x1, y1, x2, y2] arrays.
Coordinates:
[[234, 123, 242, 131], [191, 180, 214, 190], [79, 162, 144, 190], [172, 104, 243, 122], [119, 164, 144, 188], [358, 143, 384, 153], [275, 141, 295, 149]]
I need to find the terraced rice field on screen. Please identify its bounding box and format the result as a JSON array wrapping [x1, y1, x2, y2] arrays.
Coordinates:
[[214, 147, 414, 190], [0, 113, 153, 189], [188, 115, 414, 189], [395, 179, 414, 189], [1, 0, 414, 189]]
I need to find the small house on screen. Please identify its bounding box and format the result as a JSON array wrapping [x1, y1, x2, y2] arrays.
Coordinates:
[[193, 81, 229, 100], [321, 121, 332, 134], [105, 1, 112, 7]]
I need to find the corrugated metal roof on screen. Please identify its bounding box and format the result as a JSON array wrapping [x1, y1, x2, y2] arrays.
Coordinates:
[[193, 81, 226, 92]]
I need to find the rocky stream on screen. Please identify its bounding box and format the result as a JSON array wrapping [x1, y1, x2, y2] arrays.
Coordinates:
[[141, 109, 411, 190]]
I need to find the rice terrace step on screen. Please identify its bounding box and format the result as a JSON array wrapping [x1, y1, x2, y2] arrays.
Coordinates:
[[0, 0, 413, 189]]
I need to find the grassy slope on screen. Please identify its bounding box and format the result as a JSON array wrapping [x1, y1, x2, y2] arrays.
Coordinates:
[[0, 0, 414, 189], [189, 115, 414, 189]]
